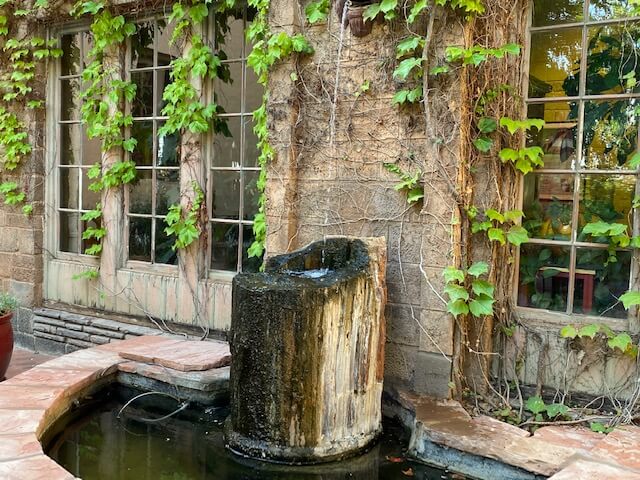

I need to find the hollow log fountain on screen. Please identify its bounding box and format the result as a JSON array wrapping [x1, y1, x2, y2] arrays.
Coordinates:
[[226, 237, 387, 464]]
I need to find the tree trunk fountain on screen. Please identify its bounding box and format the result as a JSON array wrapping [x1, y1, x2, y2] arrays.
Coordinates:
[[226, 237, 387, 464]]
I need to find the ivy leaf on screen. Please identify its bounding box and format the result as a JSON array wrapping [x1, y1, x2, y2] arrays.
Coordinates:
[[392, 90, 409, 105], [477, 117, 497, 133], [396, 36, 423, 58], [444, 283, 470, 302], [583, 222, 628, 237], [525, 396, 546, 415], [473, 136, 493, 153], [471, 279, 494, 298], [467, 262, 489, 278], [608, 333, 633, 353], [620, 291, 640, 309], [506, 226, 529, 246], [407, 187, 424, 203], [447, 299, 470, 317], [578, 324, 600, 339], [443, 266, 465, 283], [504, 210, 524, 223], [407, 0, 428, 23], [546, 403, 569, 419], [590, 422, 613, 434], [305, 0, 329, 24], [393, 57, 422, 80], [629, 151, 640, 169], [501, 43, 521, 56], [471, 220, 492, 233], [469, 294, 495, 317], [560, 325, 578, 339], [488, 227, 506, 245], [485, 209, 505, 223]]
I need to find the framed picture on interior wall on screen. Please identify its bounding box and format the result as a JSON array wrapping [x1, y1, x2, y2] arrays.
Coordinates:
[[537, 173, 574, 201]]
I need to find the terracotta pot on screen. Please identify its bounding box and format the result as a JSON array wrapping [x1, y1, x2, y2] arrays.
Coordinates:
[[348, 6, 373, 37], [0, 312, 14, 380]]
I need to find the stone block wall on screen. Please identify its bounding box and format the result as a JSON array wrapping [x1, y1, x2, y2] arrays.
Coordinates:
[[263, 6, 464, 397]]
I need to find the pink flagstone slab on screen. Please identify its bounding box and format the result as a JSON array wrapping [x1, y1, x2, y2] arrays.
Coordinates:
[[0, 410, 44, 435], [0, 454, 75, 480], [118, 337, 231, 372], [589, 426, 640, 472], [549, 459, 640, 480], [95, 334, 178, 353], [0, 434, 42, 461], [533, 425, 603, 454], [0, 386, 66, 410]]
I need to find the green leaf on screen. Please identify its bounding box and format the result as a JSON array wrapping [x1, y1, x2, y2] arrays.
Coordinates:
[[620, 291, 640, 309], [305, 0, 330, 23], [578, 324, 600, 339], [486, 209, 505, 223], [471, 279, 494, 298], [473, 136, 493, 153], [443, 266, 465, 283], [477, 117, 497, 133], [590, 422, 613, 434], [525, 396, 546, 415], [469, 294, 494, 317], [393, 57, 422, 80], [546, 403, 569, 419], [448, 298, 470, 317], [488, 227, 506, 245], [396, 36, 423, 58], [506, 226, 529, 246], [467, 262, 489, 277], [504, 210, 524, 223], [444, 283, 470, 302], [560, 325, 578, 339], [628, 151, 640, 168], [608, 333, 633, 353]]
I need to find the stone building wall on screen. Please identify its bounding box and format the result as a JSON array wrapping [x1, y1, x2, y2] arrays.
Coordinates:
[[263, 2, 465, 397]]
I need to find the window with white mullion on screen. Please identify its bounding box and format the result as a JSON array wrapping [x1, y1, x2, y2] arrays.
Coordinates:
[[519, 0, 640, 318], [57, 30, 103, 257], [209, 4, 262, 273], [126, 18, 181, 265]]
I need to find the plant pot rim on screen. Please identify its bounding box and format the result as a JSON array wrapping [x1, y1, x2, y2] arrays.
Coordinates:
[[0, 311, 13, 325]]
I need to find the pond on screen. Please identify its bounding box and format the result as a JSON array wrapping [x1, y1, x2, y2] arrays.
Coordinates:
[[45, 385, 463, 480]]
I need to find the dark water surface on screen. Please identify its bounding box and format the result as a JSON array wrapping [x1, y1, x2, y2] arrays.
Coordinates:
[[46, 386, 461, 480]]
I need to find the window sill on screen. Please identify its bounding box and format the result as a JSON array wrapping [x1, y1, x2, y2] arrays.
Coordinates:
[[514, 306, 629, 331]]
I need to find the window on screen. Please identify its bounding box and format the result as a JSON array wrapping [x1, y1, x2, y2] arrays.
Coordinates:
[[518, 0, 640, 318], [208, 8, 262, 272], [54, 6, 262, 273], [57, 31, 103, 255]]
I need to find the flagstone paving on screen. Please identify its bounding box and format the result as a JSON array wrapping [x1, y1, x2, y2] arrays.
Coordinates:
[[0, 336, 231, 479]]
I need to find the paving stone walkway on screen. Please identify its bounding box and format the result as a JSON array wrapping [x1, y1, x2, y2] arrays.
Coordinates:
[[400, 391, 640, 479], [5, 349, 54, 380], [0, 336, 231, 480]]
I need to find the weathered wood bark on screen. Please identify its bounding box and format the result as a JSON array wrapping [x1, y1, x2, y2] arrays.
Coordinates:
[[227, 237, 387, 464]]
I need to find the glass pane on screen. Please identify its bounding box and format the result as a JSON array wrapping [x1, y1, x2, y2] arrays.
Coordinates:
[[82, 169, 101, 211], [243, 170, 260, 220], [129, 217, 152, 262], [60, 78, 82, 120], [155, 220, 177, 265], [83, 127, 102, 165], [211, 171, 240, 219], [211, 223, 239, 271], [131, 21, 154, 69], [518, 244, 571, 312], [60, 124, 82, 165], [242, 224, 262, 272], [217, 13, 244, 60], [216, 62, 242, 113], [60, 33, 81, 76], [213, 117, 240, 167], [60, 167, 79, 209], [157, 21, 179, 66], [527, 102, 578, 169], [532, 0, 584, 26], [157, 126, 180, 166], [156, 69, 172, 115], [156, 169, 180, 216], [59, 212, 80, 253], [131, 121, 154, 166], [582, 100, 640, 169], [243, 116, 259, 167], [523, 173, 575, 240], [578, 174, 635, 241], [131, 71, 154, 118], [586, 23, 640, 95], [81, 214, 102, 254], [529, 29, 582, 98], [129, 169, 153, 215], [573, 248, 631, 318], [245, 64, 262, 113], [590, 0, 636, 20]]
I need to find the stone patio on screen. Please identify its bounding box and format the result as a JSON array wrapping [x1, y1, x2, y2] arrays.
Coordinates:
[[400, 391, 640, 479], [5, 349, 54, 379], [0, 336, 231, 480]]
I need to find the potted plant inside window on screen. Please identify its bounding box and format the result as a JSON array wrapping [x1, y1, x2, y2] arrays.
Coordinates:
[[0, 292, 17, 380]]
